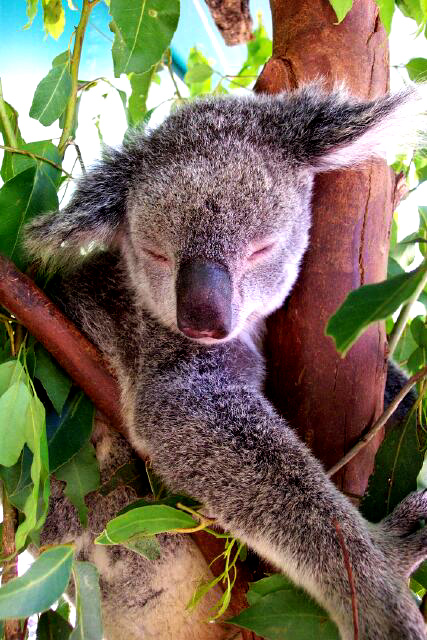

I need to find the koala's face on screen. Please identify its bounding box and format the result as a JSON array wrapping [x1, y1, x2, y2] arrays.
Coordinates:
[[123, 140, 313, 344]]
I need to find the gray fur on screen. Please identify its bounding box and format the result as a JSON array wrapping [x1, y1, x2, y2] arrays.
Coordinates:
[[25, 85, 427, 639]]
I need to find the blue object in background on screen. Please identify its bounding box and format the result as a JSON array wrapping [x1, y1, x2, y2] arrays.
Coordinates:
[[0, 0, 272, 80]]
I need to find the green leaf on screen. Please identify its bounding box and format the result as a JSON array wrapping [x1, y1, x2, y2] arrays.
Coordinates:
[[0, 381, 32, 467], [110, 0, 180, 77], [52, 50, 71, 68], [95, 504, 196, 544], [246, 575, 293, 606], [128, 67, 157, 127], [47, 391, 94, 473], [15, 393, 50, 549], [0, 101, 25, 182], [0, 166, 59, 270], [70, 561, 103, 640], [361, 411, 423, 522], [375, 0, 395, 32], [25, 0, 39, 29], [0, 359, 25, 397], [406, 57, 427, 81], [326, 267, 427, 357], [184, 48, 212, 97], [329, 0, 353, 22], [396, 0, 424, 24], [56, 597, 71, 621], [29, 63, 72, 126], [11, 140, 62, 187], [393, 324, 418, 368], [184, 64, 213, 84], [122, 535, 161, 560], [34, 345, 72, 415], [229, 583, 340, 640], [410, 316, 427, 347], [55, 442, 100, 527], [413, 561, 427, 589], [42, 0, 65, 40], [0, 545, 73, 619], [407, 345, 426, 374], [36, 609, 72, 640]]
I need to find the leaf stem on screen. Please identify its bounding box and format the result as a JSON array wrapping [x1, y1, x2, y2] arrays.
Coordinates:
[[0, 144, 73, 178], [0, 78, 18, 149], [327, 364, 427, 477], [167, 49, 182, 99], [58, 0, 98, 157], [388, 262, 427, 356]]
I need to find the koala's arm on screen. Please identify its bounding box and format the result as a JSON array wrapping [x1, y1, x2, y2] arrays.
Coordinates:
[[135, 372, 427, 640]]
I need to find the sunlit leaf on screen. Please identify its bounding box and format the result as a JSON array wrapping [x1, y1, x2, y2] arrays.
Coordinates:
[[128, 67, 157, 127], [329, 0, 353, 23], [0, 545, 73, 619], [184, 64, 213, 84], [95, 504, 196, 544], [11, 140, 62, 187], [110, 0, 180, 77], [326, 266, 427, 356], [406, 57, 427, 81], [0, 381, 32, 467], [185, 48, 212, 97], [25, 0, 39, 29], [29, 63, 72, 126], [0, 100, 25, 182], [375, 0, 395, 33], [70, 561, 103, 640], [42, 0, 66, 40], [55, 442, 100, 527]]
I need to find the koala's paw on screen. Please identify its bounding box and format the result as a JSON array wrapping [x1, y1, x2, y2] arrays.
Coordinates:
[[364, 491, 427, 640]]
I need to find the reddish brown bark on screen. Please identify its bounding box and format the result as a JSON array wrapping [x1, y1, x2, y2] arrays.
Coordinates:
[[257, 0, 393, 496], [204, 0, 253, 45]]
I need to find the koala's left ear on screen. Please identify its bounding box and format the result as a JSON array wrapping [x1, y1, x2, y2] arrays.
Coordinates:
[[24, 145, 137, 272], [276, 84, 426, 172]]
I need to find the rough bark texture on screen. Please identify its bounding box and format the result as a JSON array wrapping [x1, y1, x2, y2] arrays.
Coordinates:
[[257, 0, 394, 497], [204, 0, 253, 45]]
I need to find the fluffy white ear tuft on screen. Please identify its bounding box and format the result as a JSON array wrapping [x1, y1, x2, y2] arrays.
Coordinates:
[[313, 85, 427, 172]]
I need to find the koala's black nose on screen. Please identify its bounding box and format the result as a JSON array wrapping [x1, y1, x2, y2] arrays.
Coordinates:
[[176, 261, 232, 340]]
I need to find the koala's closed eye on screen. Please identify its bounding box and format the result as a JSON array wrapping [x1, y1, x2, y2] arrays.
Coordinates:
[[247, 241, 277, 262], [141, 247, 171, 265]]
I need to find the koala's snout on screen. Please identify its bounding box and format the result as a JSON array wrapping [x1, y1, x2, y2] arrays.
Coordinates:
[[176, 260, 232, 340]]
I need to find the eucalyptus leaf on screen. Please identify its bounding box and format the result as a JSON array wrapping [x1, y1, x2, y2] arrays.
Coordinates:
[[42, 0, 65, 40], [36, 609, 72, 640], [184, 64, 213, 84], [0, 381, 32, 467], [406, 57, 427, 81], [0, 100, 25, 182], [34, 344, 72, 415], [185, 48, 212, 97], [55, 442, 100, 527], [122, 535, 161, 560], [230, 583, 339, 639], [11, 140, 62, 187], [128, 67, 157, 127], [0, 166, 58, 270], [29, 63, 72, 126], [0, 545, 73, 619], [326, 267, 427, 356], [95, 504, 196, 544], [246, 574, 293, 606], [47, 391, 94, 473], [375, 0, 395, 33], [410, 316, 427, 347], [25, 0, 39, 29], [110, 0, 180, 77], [329, 0, 353, 23], [361, 411, 423, 522], [70, 561, 103, 640], [0, 359, 25, 397]]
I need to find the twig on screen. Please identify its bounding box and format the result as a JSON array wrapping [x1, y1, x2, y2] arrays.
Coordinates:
[[0, 78, 18, 148], [58, 0, 97, 156], [0, 144, 73, 179], [167, 49, 182, 99], [388, 263, 427, 356], [1, 483, 24, 640], [328, 364, 427, 477], [333, 519, 358, 640], [72, 142, 86, 174]]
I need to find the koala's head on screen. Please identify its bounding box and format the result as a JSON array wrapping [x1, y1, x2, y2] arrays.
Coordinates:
[[24, 85, 424, 345]]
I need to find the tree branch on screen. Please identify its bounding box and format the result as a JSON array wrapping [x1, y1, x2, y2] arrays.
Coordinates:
[[327, 365, 427, 478], [0, 145, 73, 179], [203, 0, 253, 45], [58, 0, 94, 157]]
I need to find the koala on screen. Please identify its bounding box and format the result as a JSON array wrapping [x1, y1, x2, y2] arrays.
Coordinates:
[[25, 85, 427, 640]]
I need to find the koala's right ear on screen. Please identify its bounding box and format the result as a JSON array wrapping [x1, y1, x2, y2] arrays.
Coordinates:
[[24, 146, 136, 271]]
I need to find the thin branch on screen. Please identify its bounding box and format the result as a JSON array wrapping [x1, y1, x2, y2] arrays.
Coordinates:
[[167, 49, 182, 99], [0, 144, 73, 179], [72, 142, 86, 174], [1, 483, 23, 640], [0, 78, 18, 149], [58, 0, 94, 156], [333, 519, 358, 640], [328, 365, 427, 478], [388, 263, 427, 356]]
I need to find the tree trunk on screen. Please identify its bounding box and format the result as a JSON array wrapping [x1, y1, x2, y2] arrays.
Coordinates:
[[258, 0, 395, 498]]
